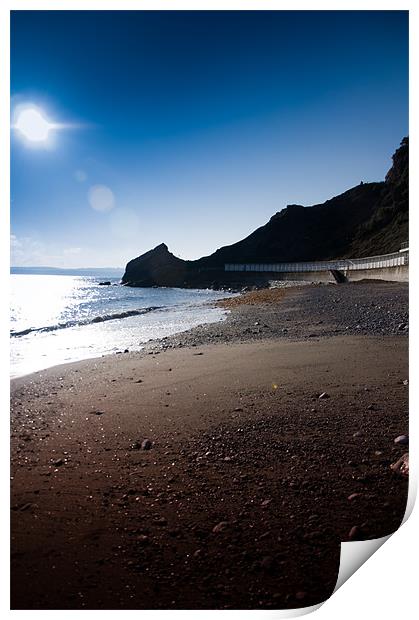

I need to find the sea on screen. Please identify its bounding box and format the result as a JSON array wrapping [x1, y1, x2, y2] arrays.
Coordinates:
[[10, 269, 234, 378]]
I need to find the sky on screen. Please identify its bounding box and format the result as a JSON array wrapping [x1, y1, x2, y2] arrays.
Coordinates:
[[10, 10, 408, 268]]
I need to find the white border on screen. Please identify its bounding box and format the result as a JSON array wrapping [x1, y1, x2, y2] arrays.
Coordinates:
[[2, 2, 416, 619]]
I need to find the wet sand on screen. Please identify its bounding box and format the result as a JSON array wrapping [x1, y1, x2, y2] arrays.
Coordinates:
[[11, 282, 408, 609]]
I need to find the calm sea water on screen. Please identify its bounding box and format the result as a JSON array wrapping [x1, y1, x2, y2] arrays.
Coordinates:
[[10, 274, 232, 378]]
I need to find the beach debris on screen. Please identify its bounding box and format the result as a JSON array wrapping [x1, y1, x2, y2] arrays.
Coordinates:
[[318, 392, 330, 399], [390, 453, 409, 477], [394, 434, 408, 445], [12, 502, 33, 512], [212, 521, 228, 534], [141, 439, 153, 450]]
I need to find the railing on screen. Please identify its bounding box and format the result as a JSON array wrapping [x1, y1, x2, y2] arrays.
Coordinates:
[[225, 250, 409, 274]]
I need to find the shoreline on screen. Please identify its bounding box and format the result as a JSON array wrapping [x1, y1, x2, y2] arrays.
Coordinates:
[[11, 281, 408, 609]]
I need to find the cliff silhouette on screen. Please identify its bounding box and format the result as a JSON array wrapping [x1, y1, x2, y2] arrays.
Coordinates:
[[122, 138, 408, 288]]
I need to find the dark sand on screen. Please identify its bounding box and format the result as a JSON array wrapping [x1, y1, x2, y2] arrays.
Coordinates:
[[11, 282, 408, 609]]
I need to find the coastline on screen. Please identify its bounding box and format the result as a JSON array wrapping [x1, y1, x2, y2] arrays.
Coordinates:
[[11, 282, 408, 609]]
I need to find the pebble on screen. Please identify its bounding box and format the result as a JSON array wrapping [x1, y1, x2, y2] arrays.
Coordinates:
[[394, 435, 408, 445], [318, 392, 330, 399], [390, 453, 409, 476], [212, 521, 228, 533], [141, 439, 153, 450], [137, 534, 149, 545], [348, 525, 360, 540], [348, 493, 362, 501], [352, 431, 363, 438]]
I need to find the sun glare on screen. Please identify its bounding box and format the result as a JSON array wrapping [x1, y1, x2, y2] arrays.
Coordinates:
[[11, 103, 75, 148], [14, 107, 53, 142]]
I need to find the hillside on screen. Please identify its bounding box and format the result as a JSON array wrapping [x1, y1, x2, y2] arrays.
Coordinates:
[[122, 138, 408, 287]]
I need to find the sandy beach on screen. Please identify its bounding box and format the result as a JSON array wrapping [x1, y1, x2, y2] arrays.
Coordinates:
[[11, 282, 408, 610]]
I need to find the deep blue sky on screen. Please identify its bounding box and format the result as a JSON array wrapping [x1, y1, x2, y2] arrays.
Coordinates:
[[11, 10, 408, 267]]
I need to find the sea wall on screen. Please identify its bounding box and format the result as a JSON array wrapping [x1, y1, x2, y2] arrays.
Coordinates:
[[343, 265, 408, 283], [268, 266, 408, 284]]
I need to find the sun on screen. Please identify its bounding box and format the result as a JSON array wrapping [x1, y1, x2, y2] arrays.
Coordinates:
[[11, 103, 73, 148], [14, 107, 53, 142]]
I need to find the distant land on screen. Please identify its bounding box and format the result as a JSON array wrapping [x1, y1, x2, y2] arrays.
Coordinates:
[[122, 138, 408, 289], [11, 266, 124, 278]]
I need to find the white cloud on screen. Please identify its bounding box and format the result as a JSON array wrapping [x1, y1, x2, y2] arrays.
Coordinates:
[[11, 234, 49, 266], [63, 247, 82, 255], [10, 234, 84, 267]]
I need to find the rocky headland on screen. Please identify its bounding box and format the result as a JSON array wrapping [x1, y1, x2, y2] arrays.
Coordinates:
[[122, 138, 408, 289]]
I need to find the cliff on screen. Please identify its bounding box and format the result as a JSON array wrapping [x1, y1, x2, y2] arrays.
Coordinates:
[[122, 243, 191, 287], [122, 138, 408, 287]]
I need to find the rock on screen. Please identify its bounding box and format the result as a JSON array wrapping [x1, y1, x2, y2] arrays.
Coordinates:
[[394, 435, 408, 445], [398, 323, 407, 330], [212, 521, 228, 534], [403, 379, 409, 385], [90, 410, 105, 416], [318, 392, 330, 399], [352, 431, 363, 438], [348, 525, 361, 540], [141, 439, 153, 450], [137, 534, 149, 545], [53, 458, 64, 467], [348, 493, 362, 501], [390, 453, 409, 476], [154, 516, 168, 526], [99, 281, 111, 286]]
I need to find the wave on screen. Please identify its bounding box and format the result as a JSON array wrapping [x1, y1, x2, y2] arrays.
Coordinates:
[[10, 306, 163, 338]]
